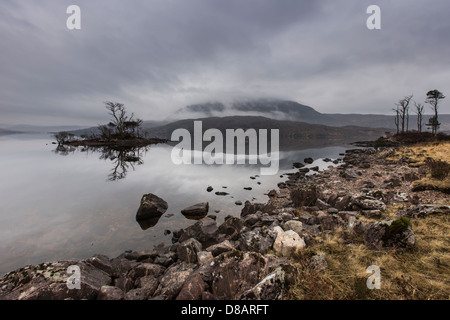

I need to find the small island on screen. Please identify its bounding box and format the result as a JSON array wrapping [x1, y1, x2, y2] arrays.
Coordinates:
[[53, 101, 168, 149]]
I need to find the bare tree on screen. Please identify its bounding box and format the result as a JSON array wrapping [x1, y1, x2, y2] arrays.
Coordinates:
[[393, 107, 400, 134], [104, 101, 128, 137], [395, 95, 413, 134], [425, 90, 445, 135], [414, 102, 424, 133], [53, 131, 75, 145], [103, 102, 144, 139]]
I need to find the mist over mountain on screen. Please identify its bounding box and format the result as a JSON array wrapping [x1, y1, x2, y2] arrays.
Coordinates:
[[173, 99, 450, 131]]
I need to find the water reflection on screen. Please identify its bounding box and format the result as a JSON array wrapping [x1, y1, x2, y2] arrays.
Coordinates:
[[54, 145, 148, 181]]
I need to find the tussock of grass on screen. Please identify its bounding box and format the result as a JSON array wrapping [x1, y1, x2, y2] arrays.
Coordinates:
[[288, 214, 450, 300]]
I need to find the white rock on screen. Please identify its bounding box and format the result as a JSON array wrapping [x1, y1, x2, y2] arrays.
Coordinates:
[[273, 230, 306, 257], [284, 220, 303, 235]]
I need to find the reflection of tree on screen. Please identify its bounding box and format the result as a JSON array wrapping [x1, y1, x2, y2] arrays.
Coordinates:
[[53, 144, 76, 156], [53, 145, 148, 181], [100, 146, 146, 181]]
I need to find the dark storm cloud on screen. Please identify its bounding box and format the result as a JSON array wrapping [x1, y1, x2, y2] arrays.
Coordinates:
[[0, 0, 449, 125]]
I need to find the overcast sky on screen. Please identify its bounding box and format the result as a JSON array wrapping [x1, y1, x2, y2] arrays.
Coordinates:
[[1, 0, 449, 126]]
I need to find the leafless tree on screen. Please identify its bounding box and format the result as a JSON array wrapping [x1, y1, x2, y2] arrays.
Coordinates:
[[104, 101, 129, 137], [414, 102, 424, 133], [393, 107, 400, 134], [395, 95, 413, 133]]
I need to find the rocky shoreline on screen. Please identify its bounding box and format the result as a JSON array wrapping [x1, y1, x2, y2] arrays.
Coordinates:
[[1, 143, 449, 300]]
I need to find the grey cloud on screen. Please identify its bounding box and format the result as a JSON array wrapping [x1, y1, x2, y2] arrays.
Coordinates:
[[0, 0, 449, 126]]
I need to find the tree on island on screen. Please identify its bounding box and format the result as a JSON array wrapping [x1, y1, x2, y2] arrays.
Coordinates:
[[102, 101, 144, 140], [425, 90, 445, 135]]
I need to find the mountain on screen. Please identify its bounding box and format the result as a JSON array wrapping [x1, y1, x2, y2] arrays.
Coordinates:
[[174, 99, 450, 131], [175, 99, 333, 124], [0, 128, 21, 135], [0, 124, 90, 134], [144, 115, 388, 150]]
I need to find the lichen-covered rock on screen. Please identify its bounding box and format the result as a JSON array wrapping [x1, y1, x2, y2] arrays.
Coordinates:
[[398, 204, 450, 219], [238, 227, 277, 254], [176, 216, 219, 248], [351, 195, 386, 211], [97, 285, 124, 300], [153, 262, 195, 299], [0, 260, 111, 300]]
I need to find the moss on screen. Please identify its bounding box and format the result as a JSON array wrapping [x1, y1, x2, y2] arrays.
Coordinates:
[[384, 217, 411, 240]]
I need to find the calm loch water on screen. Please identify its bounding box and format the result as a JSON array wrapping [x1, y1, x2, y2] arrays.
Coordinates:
[[0, 133, 350, 275]]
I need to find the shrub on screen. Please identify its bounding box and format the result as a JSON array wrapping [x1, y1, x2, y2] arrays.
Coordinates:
[[290, 184, 318, 207], [425, 158, 450, 180]]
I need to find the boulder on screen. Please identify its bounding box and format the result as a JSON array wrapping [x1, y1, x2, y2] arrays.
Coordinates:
[[0, 260, 111, 300], [284, 220, 303, 235], [177, 238, 203, 264], [238, 228, 277, 254], [273, 228, 306, 257], [181, 202, 209, 219], [176, 273, 206, 300], [239, 265, 296, 300], [197, 251, 214, 265], [351, 195, 386, 211], [136, 193, 168, 227], [364, 218, 415, 250], [154, 262, 195, 299], [206, 240, 235, 257], [398, 204, 450, 219], [218, 216, 245, 241], [206, 251, 270, 299], [177, 216, 219, 248], [97, 286, 124, 300], [304, 157, 314, 164]]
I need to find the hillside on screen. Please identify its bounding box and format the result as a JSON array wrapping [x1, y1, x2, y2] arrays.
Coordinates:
[[144, 115, 388, 150]]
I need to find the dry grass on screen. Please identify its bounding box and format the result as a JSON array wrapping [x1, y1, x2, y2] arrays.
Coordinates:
[[387, 141, 450, 192], [287, 212, 450, 300]]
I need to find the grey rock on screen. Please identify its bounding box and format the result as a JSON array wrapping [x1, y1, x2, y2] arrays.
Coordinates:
[[238, 228, 277, 254]]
